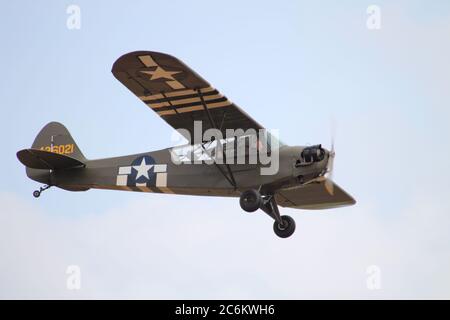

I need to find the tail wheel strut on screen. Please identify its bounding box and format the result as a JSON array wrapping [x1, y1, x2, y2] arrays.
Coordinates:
[[33, 185, 51, 198]]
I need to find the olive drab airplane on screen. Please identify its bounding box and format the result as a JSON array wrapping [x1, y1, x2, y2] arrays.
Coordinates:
[[17, 51, 355, 238]]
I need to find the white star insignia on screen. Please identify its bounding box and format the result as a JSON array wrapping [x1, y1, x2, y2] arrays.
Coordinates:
[[133, 158, 152, 180]]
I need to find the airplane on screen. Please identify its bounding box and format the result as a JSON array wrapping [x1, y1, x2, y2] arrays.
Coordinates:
[[17, 51, 355, 238]]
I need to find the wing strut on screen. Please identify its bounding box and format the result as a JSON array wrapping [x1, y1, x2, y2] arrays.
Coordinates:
[[160, 91, 180, 115], [200, 143, 236, 188], [197, 89, 237, 189]]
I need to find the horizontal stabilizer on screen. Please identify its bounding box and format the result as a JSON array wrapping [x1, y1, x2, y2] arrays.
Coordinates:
[[17, 149, 85, 170]]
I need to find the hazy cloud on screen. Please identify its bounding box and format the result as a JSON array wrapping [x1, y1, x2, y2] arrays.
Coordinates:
[[1, 188, 449, 299]]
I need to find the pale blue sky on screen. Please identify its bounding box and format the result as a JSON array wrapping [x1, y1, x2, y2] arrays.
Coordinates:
[[1, 0, 450, 298]]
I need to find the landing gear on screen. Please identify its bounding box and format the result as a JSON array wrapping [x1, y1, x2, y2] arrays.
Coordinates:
[[33, 185, 51, 198], [240, 190, 296, 238], [273, 215, 296, 238], [239, 189, 262, 212]]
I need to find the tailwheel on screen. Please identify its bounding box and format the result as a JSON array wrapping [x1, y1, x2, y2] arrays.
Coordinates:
[[239, 189, 262, 212], [273, 215, 296, 238], [32, 185, 51, 199]]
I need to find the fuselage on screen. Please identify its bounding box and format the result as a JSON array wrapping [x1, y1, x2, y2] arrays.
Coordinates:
[[30, 145, 329, 197]]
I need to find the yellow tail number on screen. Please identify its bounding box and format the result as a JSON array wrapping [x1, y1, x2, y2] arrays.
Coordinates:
[[40, 144, 74, 155]]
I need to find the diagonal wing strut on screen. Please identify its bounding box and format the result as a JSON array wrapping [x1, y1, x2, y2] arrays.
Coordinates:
[[197, 88, 237, 189]]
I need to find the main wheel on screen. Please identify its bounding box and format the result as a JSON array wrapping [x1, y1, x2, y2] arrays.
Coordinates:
[[273, 215, 296, 238], [33, 190, 40, 198], [239, 189, 262, 212]]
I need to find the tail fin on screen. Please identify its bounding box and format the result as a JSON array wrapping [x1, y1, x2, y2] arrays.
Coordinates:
[[18, 122, 86, 184], [30, 121, 86, 162]]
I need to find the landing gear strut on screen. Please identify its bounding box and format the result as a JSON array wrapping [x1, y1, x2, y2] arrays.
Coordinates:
[[33, 185, 51, 198], [240, 190, 296, 238]]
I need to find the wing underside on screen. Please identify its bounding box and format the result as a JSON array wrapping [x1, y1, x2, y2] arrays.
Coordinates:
[[275, 181, 356, 210], [112, 51, 263, 140]]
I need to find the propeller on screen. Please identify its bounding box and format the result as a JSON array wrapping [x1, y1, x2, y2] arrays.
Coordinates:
[[324, 140, 335, 195], [324, 120, 336, 195]]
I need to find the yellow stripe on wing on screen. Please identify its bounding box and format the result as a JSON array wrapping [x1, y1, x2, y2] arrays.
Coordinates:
[[149, 94, 225, 109], [138, 55, 158, 67], [157, 109, 177, 116], [138, 86, 215, 101]]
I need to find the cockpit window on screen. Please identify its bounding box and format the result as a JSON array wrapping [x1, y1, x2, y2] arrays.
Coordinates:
[[170, 130, 285, 164]]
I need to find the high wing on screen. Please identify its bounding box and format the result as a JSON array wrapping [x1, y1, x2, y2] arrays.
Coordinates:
[[112, 51, 263, 140], [275, 181, 356, 210]]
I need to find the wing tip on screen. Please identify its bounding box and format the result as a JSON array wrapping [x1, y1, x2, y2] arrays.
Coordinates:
[[111, 50, 180, 73]]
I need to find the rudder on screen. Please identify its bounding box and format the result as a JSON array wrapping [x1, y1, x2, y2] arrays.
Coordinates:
[[31, 121, 86, 162], [23, 122, 86, 184]]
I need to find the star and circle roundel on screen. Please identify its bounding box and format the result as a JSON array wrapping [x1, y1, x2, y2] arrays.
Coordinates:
[[116, 155, 168, 188], [130, 155, 156, 185]]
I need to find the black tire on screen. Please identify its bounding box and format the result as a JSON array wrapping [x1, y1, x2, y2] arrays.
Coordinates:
[[273, 215, 296, 238], [33, 190, 40, 198], [239, 189, 262, 212]]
